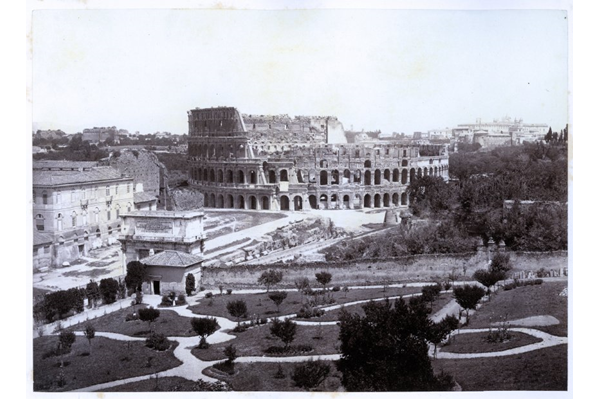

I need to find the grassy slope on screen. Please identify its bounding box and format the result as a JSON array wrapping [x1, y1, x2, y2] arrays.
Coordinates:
[[33, 336, 182, 392], [192, 323, 340, 361], [69, 306, 197, 337], [468, 281, 568, 336]]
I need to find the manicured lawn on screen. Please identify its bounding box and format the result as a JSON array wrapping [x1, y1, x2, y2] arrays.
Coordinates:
[[432, 344, 568, 391], [467, 281, 568, 336], [440, 331, 542, 354], [33, 336, 182, 392], [187, 286, 423, 321], [192, 323, 340, 362], [69, 306, 197, 337], [207, 360, 343, 391], [104, 376, 200, 392]]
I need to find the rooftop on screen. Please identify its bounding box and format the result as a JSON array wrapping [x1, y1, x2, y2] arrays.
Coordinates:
[[32, 160, 100, 170], [134, 192, 158, 204], [141, 250, 203, 268], [33, 231, 53, 246], [122, 210, 204, 218], [32, 167, 131, 186]]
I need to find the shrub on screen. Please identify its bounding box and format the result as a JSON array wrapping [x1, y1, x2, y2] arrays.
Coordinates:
[[332, 286, 341, 292], [145, 332, 170, 351], [125, 312, 139, 321], [296, 305, 324, 319], [185, 273, 196, 296], [200, 286, 206, 292], [41, 288, 85, 322], [534, 278, 544, 285], [227, 289, 233, 295], [138, 307, 161, 331], [205, 292, 213, 299], [191, 317, 220, 348], [270, 318, 297, 349], [223, 344, 237, 363], [226, 299, 248, 323], [99, 278, 119, 304], [176, 294, 187, 305], [291, 359, 331, 390], [274, 364, 285, 379], [232, 324, 249, 333], [161, 295, 173, 306]]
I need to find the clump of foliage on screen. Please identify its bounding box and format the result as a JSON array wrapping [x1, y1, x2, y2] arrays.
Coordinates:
[[191, 317, 219, 349], [291, 359, 331, 390]]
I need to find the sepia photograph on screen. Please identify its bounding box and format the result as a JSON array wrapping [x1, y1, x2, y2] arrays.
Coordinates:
[[25, 0, 572, 396]]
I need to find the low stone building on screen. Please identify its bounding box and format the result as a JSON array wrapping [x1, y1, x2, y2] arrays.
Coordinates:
[[139, 250, 203, 295]]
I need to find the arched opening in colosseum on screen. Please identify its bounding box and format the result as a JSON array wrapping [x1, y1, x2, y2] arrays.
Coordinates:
[[237, 195, 246, 209], [374, 170, 381, 185], [268, 170, 276, 183], [364, 160, 372, 168], [280, 170, 289, 182], [384, 169, 391, 182], [226, 195, 234, 208], [210, 169, 215, 182], [402, 159, 408, 167], [296, 170, 304, 183], [203, 169, 208, 181], [331, 194, 338, 208], [354, 194, 362, 208], [280, 196, 290, 210], [364, 194, 372, 208], [374, 194, 381, 208], [401, 192, 407, 205], [309, 195, 317, 209], [250, 170, 257, 184], [392, 193, 399, 206], [331, 170, 339, 185], [429, 167, 434, 176], [320, 171, 328, 186], [250, 196, 257, 210], [320, 160, 328, 168], [309, 171, 316, 183], [417, 168, 423, 178], [383, 193, 390, 207], [218, 170, 223, 183], [365, 170, 372, 185], [401, 169, 408, 184], [343, 195, 350, 208], [354, 170, 362, 183], [423, 168, 428, 177], [262, 196, 270, 210], [238, 170, 245, 184], [343, 169, 351, 184], [217, 195, 224, 208], [204, 195, 209, 207], [434, 166, 438, 176], [410, 168, 415, 182], [392, 169, 399, 182], [226, 170, 233, 183], [319, 194, 328, 209], [294, 196, 303, 211], [208, 194, 215, 207], [209, 145, 215, 158]]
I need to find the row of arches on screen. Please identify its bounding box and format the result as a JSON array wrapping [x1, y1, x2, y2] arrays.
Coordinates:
[[203, 193, 271, 210], [188, 143, 246, 159]]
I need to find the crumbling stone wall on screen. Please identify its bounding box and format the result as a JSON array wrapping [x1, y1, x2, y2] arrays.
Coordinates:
[[109, 149, 167, 197], [169, 187, 205, 211]]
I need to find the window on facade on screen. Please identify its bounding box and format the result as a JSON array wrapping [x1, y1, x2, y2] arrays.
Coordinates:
[[81, 188, 86, 200], [71, 213, 77, 227], [96, 229, 101, 238], [82, 212, 87, 226], [127, 184, 131, 193], [35, 214, 44, 231], [94, 209, 99, 223], [44, 245, 50, 254], [56, 191, 61, 204], [116, 207, 120, 219], [42, 191, 48, 204], [106, 186, 110, 196], [107, 210, 111, 221], [115, 185, 119, 195], [57, 214, 63, 231], [71, 190, 76, 202]]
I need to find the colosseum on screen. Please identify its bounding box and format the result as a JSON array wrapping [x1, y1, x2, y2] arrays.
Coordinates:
[[187, 106, 449, 211]]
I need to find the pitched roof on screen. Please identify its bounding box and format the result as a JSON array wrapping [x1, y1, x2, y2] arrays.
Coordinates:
[[134, 192, 158, 204], [32, 166, 129, 186], [141, 250, 203, 268], [33, 231, 53, 246]]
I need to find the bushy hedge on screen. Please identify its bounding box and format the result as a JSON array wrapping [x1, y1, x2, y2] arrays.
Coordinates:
[[35, 288, 86, 323]]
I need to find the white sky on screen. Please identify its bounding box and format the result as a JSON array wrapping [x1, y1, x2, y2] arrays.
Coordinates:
[[31, 3, 569, 135]]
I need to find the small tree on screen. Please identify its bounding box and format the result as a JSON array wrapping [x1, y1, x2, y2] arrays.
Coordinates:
[[292, 359, 331, 390], [223, 344, 238, 365], [270, 318, 297, 350], [99, 278, 119, 304], [258, 269, 283, 293], [191, 317, 220, 349], [427, 315, 458, 358], [421, 283, 442, 309], [125, 260, 148, 293], [473, 269, 503, 299], [85, 280, 100, 308], [58, 329, 76, 352], [315, 271, 332, 292], [453, 285, 486, 324], [268, 291, 287, 313], [138, 307, 161, 333], [185, 273, 196, 296], [226, 300, 248, 325], [294, 277, 311, 304], [117, 278, 127, 300], [490, 253, 512, 277], [83, 324, 95, 354]]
